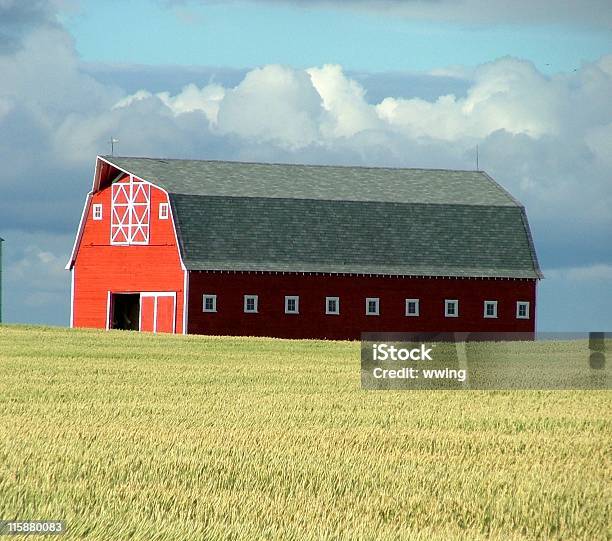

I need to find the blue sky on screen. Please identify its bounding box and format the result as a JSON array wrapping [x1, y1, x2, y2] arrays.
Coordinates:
[[64, 0, 611, 74], [1, 0, 611, 331]]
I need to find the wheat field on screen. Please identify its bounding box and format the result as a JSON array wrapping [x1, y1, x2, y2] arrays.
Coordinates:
[[0, 325, 610, 540]]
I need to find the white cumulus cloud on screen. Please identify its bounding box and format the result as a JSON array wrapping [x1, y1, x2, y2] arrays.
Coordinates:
[[377, 58, 563, 141], [114, 84, 226, 124], [215, 64, 325, 149], [307, 64, 381, 138]]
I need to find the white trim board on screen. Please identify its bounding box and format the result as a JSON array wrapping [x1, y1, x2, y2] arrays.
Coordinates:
[[105, 291, 111, 330], [183, 270, 189, 335], [69, 268, 75, 328]]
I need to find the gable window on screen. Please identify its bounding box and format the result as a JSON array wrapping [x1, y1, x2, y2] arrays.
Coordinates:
[[516, 301, 530, 319], [405, 299, 420, 317], [285, 296, 299, 314], [93, 204, 103, 221], [366, 297, 380, 316], [244, 295, 258, 313], [202, 294, 217, 313], [484, 300, 498, 318], [326, 297, 340, 315], [445, 299, 458, 318], [159, 202, 169, 220], [111, 177, 150, 245]]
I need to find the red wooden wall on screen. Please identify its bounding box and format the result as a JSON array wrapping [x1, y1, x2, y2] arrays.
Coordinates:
[[187, 271, 537, 340], [72, 175, 185, 333]]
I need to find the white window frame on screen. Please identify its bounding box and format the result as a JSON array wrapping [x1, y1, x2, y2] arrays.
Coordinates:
[[202, 294, 217, 313], [445, 299, 458, 318], [516, 301, 530, 319], [366, 297, 380, 316], [326, 296, 340, 315], [93, 203, 103, 221], [484, 300, 498, 319], [244, 295, 258, 313], [405, 298, 420, 317], [285, 295, 299, 314], [159, 202, 169, 220]]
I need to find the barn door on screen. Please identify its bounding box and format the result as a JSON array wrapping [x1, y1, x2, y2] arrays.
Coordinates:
[[139, 293, 176, 334], [155, 296, 175, 333], [111, 177, 150, 245], [140, 296, 155, 332]]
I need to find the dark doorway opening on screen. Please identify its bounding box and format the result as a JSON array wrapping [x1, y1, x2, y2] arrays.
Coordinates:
[[111, 293, 140, 331]]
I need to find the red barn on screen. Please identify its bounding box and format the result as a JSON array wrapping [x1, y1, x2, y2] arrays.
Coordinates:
[[66, 155, 542, 339]]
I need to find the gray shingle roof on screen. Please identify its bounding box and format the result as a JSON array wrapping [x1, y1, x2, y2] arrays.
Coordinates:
[[103, 156, 517, 206], [101, 156, 542, 279]]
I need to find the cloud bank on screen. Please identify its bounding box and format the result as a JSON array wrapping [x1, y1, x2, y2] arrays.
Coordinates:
[[164, 0, 612, 29], [1, 1, 611, 329]]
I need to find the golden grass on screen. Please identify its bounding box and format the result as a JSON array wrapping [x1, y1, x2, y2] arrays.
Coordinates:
[[0, 325, 610, 540]]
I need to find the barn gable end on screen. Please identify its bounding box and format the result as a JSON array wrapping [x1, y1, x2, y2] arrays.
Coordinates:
[[68, 157, 187, 334]]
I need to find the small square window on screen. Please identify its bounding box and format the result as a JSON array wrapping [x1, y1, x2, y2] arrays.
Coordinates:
[[244, 295, 258, 313], [406, 299, 420, 317], [516, 301, 530, 319], [366, 297, 380, 316], [326, 297, 339, 315], [285, 295, 299, 314], [203, 294, 217, 313], [445, 299, 458, 318], [93, 203, 103, 221], [484, 300, 498, 318], [159, 202, 169, 220]]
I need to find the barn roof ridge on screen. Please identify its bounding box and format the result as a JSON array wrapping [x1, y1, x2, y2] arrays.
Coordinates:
[[101, 154, 489, 175], [99, 155, 519, 208]]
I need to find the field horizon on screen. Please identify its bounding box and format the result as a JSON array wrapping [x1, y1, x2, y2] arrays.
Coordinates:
[[0, 325, 610, 540]]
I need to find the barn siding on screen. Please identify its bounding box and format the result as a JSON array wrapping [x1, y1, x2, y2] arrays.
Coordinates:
[[187, 272, 536, 340], [72, 175, 185, 332]]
